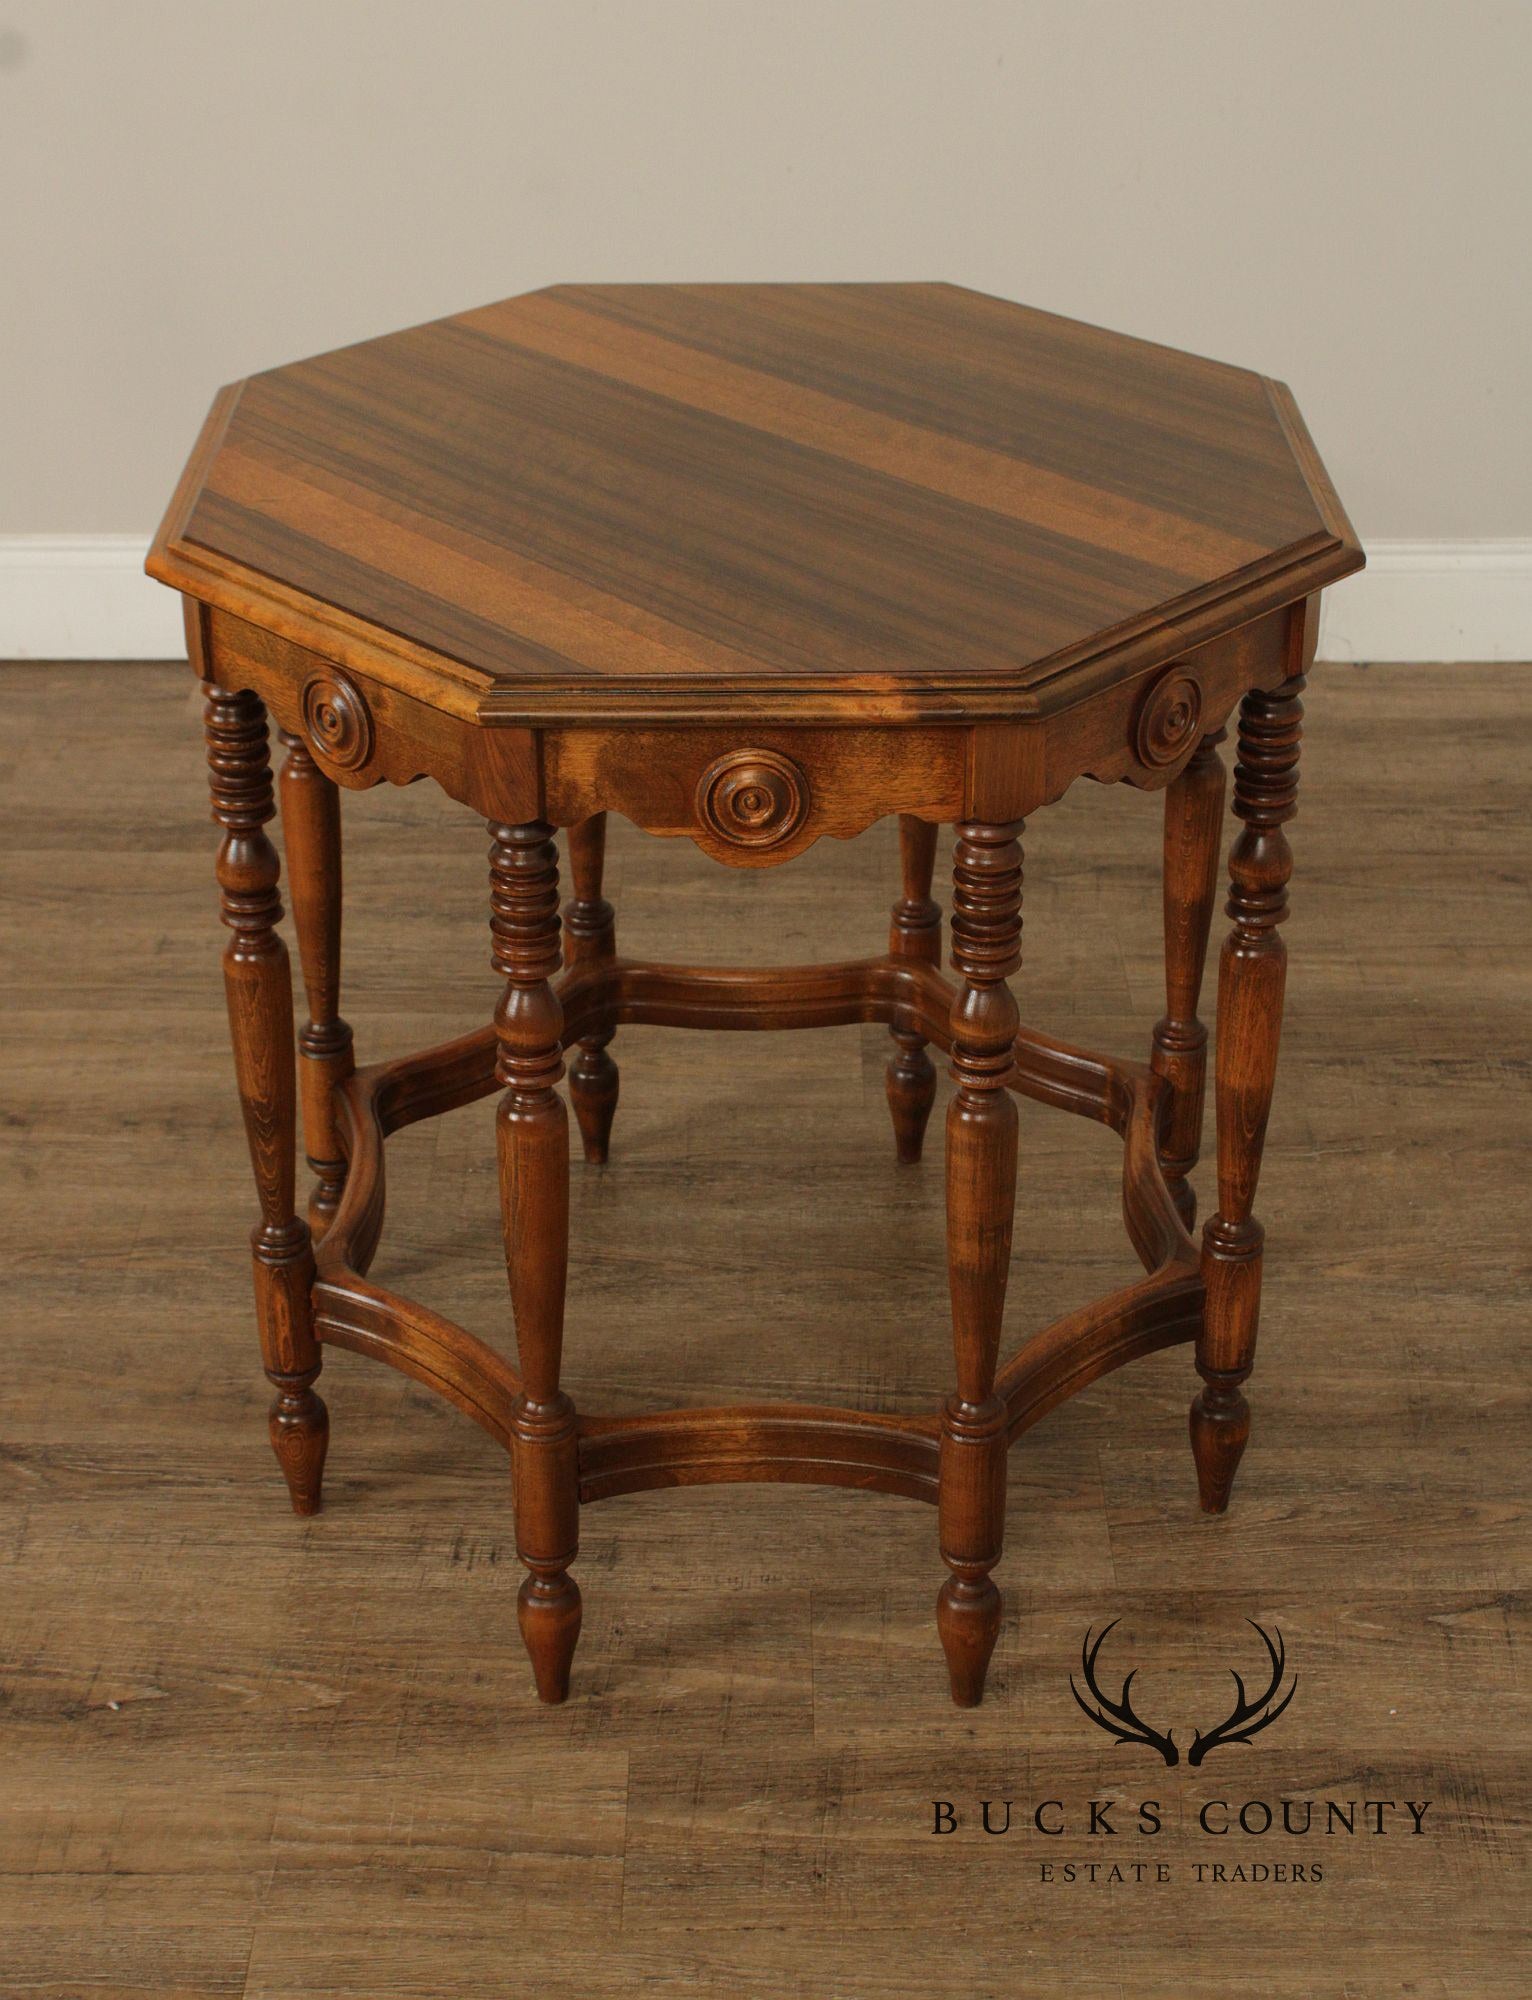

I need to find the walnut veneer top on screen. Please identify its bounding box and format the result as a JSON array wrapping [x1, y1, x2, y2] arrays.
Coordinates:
[[148, 282, 1361, 724]]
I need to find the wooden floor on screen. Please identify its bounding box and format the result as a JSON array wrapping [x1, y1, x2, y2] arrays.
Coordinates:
[[3, 662, 1528, 1998]]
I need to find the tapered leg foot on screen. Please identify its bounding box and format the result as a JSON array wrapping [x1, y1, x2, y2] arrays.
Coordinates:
[[494, 822, 582, 1705], [1192, 675, 1304, 1521], [885, 1033, 937, 1164], [936, 821, 1022, 1710], [269, 1378, 329, 1516], [206, 687, 330, 1527], [518, 1572, 583, 1703], [569, 1044, 619, 1165], [936, 1575, 1002, 1707], [1189, 1382, 1250, 1514]]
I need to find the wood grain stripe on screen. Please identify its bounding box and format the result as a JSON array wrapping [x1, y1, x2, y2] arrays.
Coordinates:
[[458, 291, 1265, 578], [562, 283, 1318, 537], [203, 439, 793, 685], [197, 333, 1197, 683]]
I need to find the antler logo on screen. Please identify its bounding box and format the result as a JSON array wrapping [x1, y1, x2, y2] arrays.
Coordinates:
[[1070, 1620, 1297, 1766], [1070, 1621, 1181, 1765], [1187, 1622, 1297, 1766]]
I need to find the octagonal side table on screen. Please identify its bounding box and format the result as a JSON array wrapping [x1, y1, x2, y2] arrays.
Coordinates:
[[149, 283, 1363, 1706]]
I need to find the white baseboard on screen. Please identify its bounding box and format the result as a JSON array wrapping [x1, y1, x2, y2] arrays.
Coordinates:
[[1, 533, 1529, 665], [1317, 539, 1532, 663], [0, 536, 186, 660]]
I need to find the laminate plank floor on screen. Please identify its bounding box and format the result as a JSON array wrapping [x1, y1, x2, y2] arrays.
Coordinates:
[[1, 663, 1527, 1998]]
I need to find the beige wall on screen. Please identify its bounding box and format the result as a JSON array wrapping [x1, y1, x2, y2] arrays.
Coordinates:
[[2, 0, 1528, 540]]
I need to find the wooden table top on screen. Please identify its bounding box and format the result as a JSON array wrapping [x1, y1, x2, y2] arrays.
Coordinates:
[[149, 283, 1362, 724]]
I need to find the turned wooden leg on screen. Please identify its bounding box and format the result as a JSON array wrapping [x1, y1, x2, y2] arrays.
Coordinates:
[[1151, 733, 1226, 1230], [938, 820, 1022, 1705], [564, 813, 619, 1165], [1192, 682, 1303, 1513], [205, 686, 328, 1515], [886, 814, 941, 1163], [278, 733, 354, 1240], [491, 821, 581, 1702]]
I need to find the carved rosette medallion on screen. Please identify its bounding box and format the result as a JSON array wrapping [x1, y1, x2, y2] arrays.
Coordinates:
[[1135, 665, 1204, 770], [695, 748, 809, 851], [300, 667, 374, 772]]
